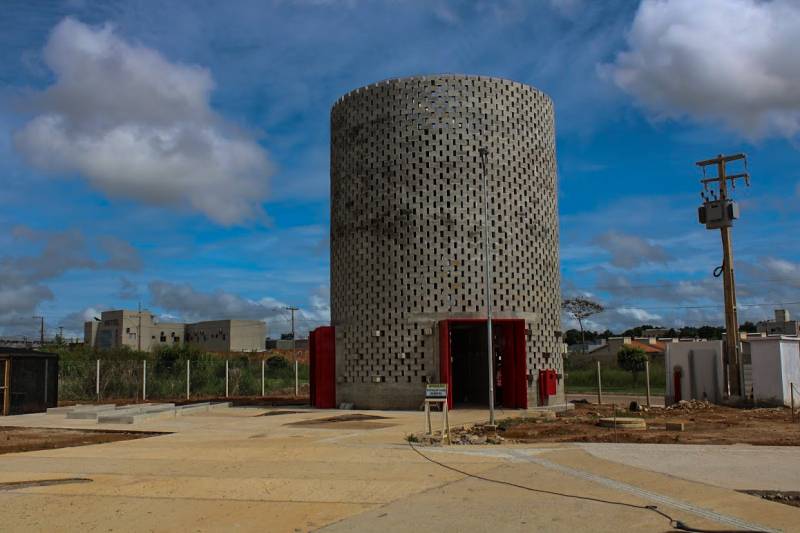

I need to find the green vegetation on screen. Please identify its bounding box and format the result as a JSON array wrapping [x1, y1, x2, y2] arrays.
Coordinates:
[[49, 344, 308, 402], [563, 320, 758, 345], [616, 345, 648, 386], [565, 360, 666, 395]]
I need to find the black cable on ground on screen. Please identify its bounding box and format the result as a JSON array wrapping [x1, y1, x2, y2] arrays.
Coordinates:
[[407, 440, 759, 533]]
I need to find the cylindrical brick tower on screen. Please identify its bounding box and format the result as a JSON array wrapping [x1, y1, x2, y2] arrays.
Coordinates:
[[330, 75, 562, 409]]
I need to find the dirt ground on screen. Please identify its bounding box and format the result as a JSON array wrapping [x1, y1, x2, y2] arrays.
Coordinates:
[[498, 401, 800, 446], [176, 394, 310, 407], [0, 426, 162, 455], [288, 413, 396, 430]]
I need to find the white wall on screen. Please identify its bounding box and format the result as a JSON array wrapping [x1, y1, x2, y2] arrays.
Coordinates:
[[749, 337, 800, 406], [665, 341, 724, 405]]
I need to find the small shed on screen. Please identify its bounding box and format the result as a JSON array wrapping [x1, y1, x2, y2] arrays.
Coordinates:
[[748, 336, 800, 406], [0, 348, 59, 415], [665, 341, 724, 404]]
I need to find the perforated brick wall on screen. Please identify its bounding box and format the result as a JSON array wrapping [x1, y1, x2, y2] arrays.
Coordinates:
[[330, 75, 562, 409]]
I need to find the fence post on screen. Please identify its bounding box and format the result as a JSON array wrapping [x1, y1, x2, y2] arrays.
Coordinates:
[[261, 359, 265, 397], [645, 360, 651, 408], [791, 382, 795, 423], [186, 359, 190, 400], [225, 359, 229, 398], [96, 359, 100, 401], [295, 360, 299, 397], [596, 360, 602, 405], [142, 360, 147, 401]]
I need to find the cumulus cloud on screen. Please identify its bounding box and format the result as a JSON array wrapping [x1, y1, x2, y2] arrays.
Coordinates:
[[148, 280, 330, 336], [59, 306, 105, 337], [594, 231, 669, 269], [0, 227, 140, 334], [606, 0, 800, 139], [14, 18, 271, 225], [118, 277, 139, 300], [747, 257, 800, 288]]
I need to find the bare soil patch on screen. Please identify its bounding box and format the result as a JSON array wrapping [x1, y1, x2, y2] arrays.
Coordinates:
[[0, 426, 163, 455], [288, 413, 395, 430], [738, 490, 800, 508], [175, 395, 309, 407], [0, 478, 92, 490], [498, 403, 800, 446], [259, 410, 305, 416]]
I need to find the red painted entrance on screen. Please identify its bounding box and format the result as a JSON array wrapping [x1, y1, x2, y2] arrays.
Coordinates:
[[439, 319, 527, 409], [309, 326, 336, 408]]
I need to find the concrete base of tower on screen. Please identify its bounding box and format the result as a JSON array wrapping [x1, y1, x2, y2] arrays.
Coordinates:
[[336, 382, 428, 411]]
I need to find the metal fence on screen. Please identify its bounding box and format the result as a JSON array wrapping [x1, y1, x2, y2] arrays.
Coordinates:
[[58, 359, 309, 402]]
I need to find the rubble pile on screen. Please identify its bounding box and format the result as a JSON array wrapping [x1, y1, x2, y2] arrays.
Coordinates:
[[666, 399, 714, 411], [409, 423, 508, 446], [449, 424, 506, 446]]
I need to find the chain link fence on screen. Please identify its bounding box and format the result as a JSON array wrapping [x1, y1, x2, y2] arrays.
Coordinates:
[[57, 358, 308, 403]]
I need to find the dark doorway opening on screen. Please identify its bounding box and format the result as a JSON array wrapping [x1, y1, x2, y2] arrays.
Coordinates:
[[450, 323, 489, 406], [439, 319, 527, 409]]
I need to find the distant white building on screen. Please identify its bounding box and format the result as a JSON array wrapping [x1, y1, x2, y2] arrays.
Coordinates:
[[757, 309, 800, 337], [84, 310, 266, 353]]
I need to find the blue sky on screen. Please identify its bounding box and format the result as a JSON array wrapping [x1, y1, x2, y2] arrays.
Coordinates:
[[1, 0, 799, 338]]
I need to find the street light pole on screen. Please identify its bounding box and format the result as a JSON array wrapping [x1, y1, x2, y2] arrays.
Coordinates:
[[479, 147, 496, 426], [32, 315, 44, 345]]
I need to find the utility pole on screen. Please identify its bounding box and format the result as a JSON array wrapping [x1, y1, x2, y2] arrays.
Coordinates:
[[32, 315, 44, 345], [285, 306, 298, 340], [137, 301, 142, 352], [696, 153, 750, 397], [479, 146, 496, 426]]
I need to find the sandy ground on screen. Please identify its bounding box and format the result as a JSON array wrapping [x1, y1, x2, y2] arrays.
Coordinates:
[[0, 405, 797, 532]]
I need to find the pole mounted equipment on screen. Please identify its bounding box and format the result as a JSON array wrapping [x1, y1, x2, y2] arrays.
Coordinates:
[[695, 153, 750, 397]]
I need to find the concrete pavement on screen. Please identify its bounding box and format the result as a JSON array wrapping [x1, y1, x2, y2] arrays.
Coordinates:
[[0, 405, 797, 532]]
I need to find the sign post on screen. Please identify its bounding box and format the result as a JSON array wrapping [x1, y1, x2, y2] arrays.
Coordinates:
[[424, 384, 450, 444]]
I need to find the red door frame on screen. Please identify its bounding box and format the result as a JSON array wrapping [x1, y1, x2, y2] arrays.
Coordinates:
[[439, 319, 527, 409], [309, 326, 336, 408]]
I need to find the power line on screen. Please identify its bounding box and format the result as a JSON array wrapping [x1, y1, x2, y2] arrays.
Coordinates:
[[593, 299, 800, 312], [566, 276, 797, 292]]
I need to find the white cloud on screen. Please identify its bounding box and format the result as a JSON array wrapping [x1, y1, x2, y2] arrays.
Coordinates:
[[594, 231, 669, 269], [148, 280, 330, 336], [59, 306, 105, 336], [0, 227, 139, 334], [14, 18, 271, 225], [615, 306, 661, 323], [606, 0, 800, 139]]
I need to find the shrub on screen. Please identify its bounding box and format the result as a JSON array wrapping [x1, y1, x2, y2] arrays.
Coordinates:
[[617, 345, 649, 386]]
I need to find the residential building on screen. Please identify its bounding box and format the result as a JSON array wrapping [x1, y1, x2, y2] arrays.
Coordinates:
[[85, 310, 266, 353], [580, 337, 667, 366], [757, 309, 800, 337], [185, 320, 267, 352]]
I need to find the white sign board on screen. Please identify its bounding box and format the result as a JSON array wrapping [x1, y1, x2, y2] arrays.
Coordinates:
[[426, 383, 447, 399]]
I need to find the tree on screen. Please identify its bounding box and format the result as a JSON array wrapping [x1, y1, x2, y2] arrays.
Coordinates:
[[617, 345, 648, 386], [267, 355, 289, 371], [740, 321, 757, 333], [621, 324, 656, 337], [562, 298, 604, 351]]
